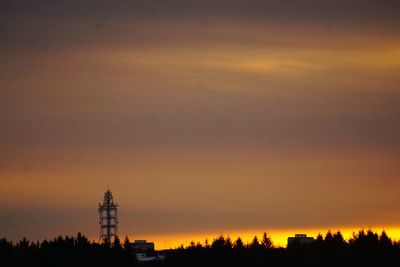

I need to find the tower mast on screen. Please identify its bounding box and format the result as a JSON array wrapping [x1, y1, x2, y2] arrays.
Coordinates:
[[98, 188, 118, 243]]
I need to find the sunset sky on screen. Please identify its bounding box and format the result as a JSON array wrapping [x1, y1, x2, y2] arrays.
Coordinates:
[[1, 1, 400, 248]]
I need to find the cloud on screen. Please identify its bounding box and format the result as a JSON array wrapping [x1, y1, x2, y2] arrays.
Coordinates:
[[1, 1, 400, 48], [2, 1, 400, 23]]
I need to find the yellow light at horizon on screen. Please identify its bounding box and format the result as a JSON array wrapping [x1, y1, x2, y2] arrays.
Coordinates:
[[124, 226, 400, 250]]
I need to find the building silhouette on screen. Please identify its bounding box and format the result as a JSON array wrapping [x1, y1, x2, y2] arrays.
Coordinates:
[[287, 234, 315, 246], [133, 240, 155, 252]]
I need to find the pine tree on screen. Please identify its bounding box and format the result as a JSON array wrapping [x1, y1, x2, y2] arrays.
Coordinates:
[[261, 232, 273, 249]]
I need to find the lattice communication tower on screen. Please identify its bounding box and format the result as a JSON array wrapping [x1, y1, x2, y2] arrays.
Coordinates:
[[98, 188, 118, 243]]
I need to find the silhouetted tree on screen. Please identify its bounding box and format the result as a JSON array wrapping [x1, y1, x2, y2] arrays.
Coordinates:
[[225, 236, 233, 249], [233, 237, 244, 249], [249, 235, 261, 249], [379, 231, 392, 248], [204, 238, 210, 249], [123, 236, 132, 253], [261, 232, 273, 249], [0, 238, 14, 266], [211, 235, 227, 249], [113, 236, 122, 250]]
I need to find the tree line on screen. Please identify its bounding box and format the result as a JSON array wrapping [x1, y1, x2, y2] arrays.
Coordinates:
[[1, 230, 400, 266], [165, 230, 400, 267], [0, 233, 136, 267]]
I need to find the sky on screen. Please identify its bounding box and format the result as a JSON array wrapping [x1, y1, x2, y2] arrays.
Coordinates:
[[1, 0, 400, 248]]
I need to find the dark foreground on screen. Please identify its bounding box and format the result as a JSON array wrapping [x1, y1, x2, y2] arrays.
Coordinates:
[[1, 230, 399, 267]]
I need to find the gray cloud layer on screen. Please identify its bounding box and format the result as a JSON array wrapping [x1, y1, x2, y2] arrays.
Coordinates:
[[2, 0, 400, 21], [2, 0, 400, 46]]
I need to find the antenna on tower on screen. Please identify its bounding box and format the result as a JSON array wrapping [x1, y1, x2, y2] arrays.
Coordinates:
[[98, 187, 118, 243]]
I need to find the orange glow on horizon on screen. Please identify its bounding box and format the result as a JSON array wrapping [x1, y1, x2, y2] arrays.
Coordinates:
[[116, 226, 400, 250]]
